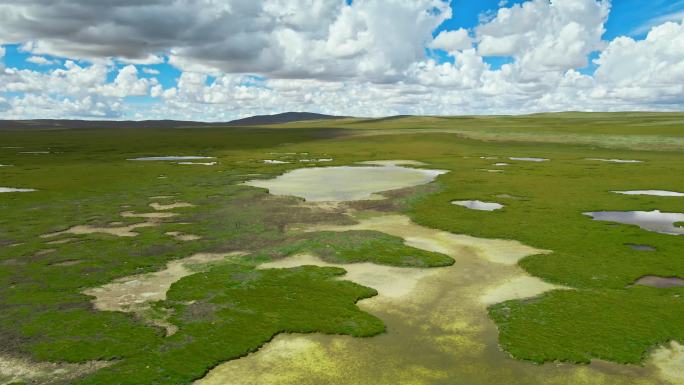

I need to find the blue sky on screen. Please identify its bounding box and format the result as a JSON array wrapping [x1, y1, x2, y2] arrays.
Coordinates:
[[7, 1, 684, 86], [1, 0, 684, 119]]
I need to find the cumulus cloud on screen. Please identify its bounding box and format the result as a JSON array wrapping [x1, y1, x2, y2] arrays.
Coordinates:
[[430, 29, 473, 53], [593, 19, 684, 105], [0, 0, 450, 81], [26, 56, 56, 66], [0, 61, 156, 118], [1, 0, 684, 120], [477, 0, 610, 71]]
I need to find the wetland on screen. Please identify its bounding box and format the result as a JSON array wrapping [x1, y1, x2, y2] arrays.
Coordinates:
[[1, 113, 683, 385]]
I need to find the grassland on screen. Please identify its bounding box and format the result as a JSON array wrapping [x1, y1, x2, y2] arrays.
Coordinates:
[[1, 113, 683, 383]]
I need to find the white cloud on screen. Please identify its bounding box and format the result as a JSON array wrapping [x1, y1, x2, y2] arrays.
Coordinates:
[[98, 65, 155, 98], [430, 29, 472, 53], [26, 56, 56, 66], [477, 0, 610, 71], [1, 0, 684, 120], [593, 19, 684, 105]]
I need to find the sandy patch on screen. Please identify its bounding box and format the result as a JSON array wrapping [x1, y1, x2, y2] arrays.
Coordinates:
[[42, 222, 155, 238], [264, 160, 290, 164], [650, 341, 684, 384], [0, 353, 107, 385], [165, 231, 202, 241], [46, 237, 76, 245], [261, 254, 443, 303], [481, 169, 504, 173], [481, 275, 566, 305], [309, 214, 548, 265], [149, 201, 195, 211], [52, 259, 83, 266], [120, 211, 179, 219], [198, 213, 652, 385], [84, 252, 247, 335]]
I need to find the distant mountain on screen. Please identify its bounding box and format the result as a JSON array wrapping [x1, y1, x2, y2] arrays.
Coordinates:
[[224, 112, 346, 126], [0, 112, 347, 131], [0, 119, 207, 131]]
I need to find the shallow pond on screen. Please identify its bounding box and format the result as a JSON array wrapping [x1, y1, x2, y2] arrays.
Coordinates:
[[587, 158, 643, 164], [244, 162, 447, 202], [634, 276, 684, 288], [585, 210, 684, 235], [509, 157, 549, 162], [128, 156, 215, 161], [625, 243, 657, 251], [614, 190, 684, 197], [178, 161, 217, 166], [0, 187, 36, 193], [453, 200, 504, 211]]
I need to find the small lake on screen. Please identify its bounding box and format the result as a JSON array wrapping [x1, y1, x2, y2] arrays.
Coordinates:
[[634, 276, 684, 288], [128, 156, 215, 161], [614, 190, 684, 197], [245, 163, 447, 202], [587, 158, 643, 163], [585, 210, 684, 235], [452, 200, 504, 211], [509, 157, 549, 162], [0, 187, 36, 193]]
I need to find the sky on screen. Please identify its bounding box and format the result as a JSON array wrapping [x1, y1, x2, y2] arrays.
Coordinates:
[[1, 0, 684, 121]]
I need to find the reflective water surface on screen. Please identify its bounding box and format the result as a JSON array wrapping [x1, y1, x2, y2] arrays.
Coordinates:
[[634, 276, 684, 288], [0, 187, 36, 193], [245, 162, 447, 202], [585, 210, 684, 235], [128, 156, 215, 161], [452, 200, 504, 211], [614, 190, 684, 197], [587, 158, 643, 164], [509, 157, 549, 162]]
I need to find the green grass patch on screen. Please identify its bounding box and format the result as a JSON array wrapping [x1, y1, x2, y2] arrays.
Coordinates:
[[73, 264, 383, 385]]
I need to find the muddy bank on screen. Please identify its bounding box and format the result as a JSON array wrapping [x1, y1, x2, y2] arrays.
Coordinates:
[[196, 213, 663, 385]]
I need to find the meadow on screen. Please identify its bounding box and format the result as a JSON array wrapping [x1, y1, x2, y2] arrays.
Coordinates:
[[1, 113, 683, 384]]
